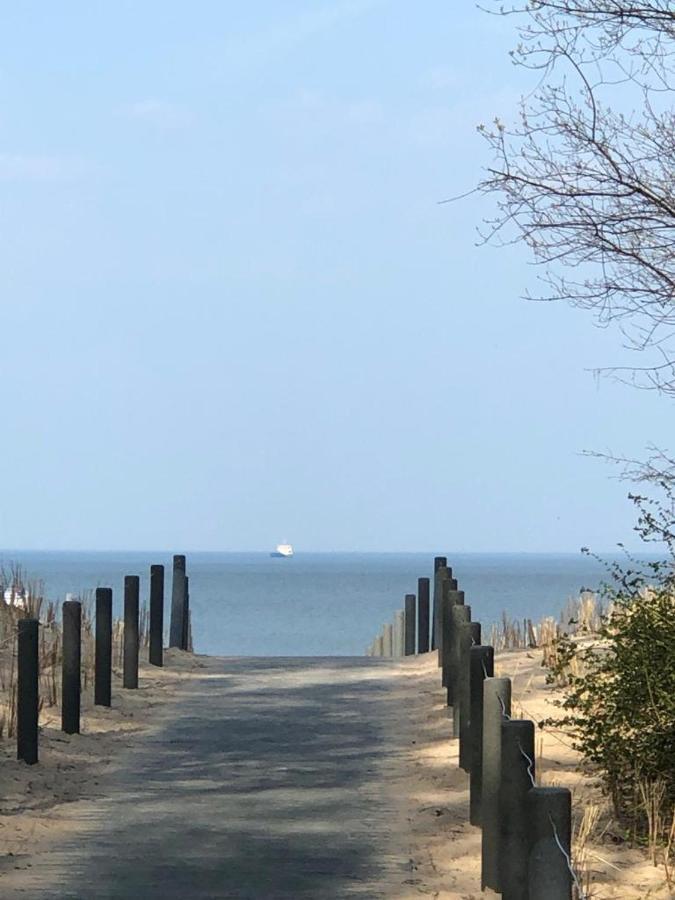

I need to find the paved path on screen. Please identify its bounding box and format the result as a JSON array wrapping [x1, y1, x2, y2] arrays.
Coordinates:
[[9, 657, 413, 899]]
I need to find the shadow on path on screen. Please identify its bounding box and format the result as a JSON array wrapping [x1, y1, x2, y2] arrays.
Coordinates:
[[10, 657, 411, 899]]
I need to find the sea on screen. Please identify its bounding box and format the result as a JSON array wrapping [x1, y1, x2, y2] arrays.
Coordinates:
[[0, 551, 614, 657]]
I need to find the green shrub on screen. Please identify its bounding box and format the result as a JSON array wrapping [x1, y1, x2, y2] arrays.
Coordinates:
[[544, 492, 675, 833]]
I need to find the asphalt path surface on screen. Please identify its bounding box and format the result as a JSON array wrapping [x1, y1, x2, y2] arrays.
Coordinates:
[[7, 657, 413, 899]]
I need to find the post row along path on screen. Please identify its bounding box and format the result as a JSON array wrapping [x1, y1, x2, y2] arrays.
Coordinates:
[[1, 654, 484, 899]]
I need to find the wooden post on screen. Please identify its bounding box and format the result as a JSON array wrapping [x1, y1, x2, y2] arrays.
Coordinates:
[[449, 604, 470, 722], [123, 575, 140, 689], [481, 677, 512, 892], [417, 577, 430, 653], [458, 619, 480, 770], [469, 644, 495, 826], [441, 589, 464, 689], [527, 787, 573, 899], [404, 594, 416, 655], [182, 575, 190, 651], [383, 623, 394, 657], [149, 564, 164, 667], [430, 556, 447, 650], [62, 600, 81, 734], [500, 719, 536, 899], [95, 587, 113, 707], [17, 619, 39, 765], [435, 566, 452, 666], [169, 554, 186, 649]]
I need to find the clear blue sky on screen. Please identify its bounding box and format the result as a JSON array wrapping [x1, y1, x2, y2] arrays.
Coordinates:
[[0, 1, 668, 552]]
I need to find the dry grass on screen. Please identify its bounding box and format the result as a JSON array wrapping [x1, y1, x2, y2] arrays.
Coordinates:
[[0, 566, 150, 741]]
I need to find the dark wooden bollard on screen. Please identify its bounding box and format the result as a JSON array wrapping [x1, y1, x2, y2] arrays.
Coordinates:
[[149, 564, 164, 667], [458, 620, 481, 770], [441, 589, 464, 689], [17, 618, 39, 765], [169, 554, 186, 649], [404, 594, 416, 655], [500, 719, 536, 900], [449, 604, 471, 723], [528, 787, 572, 899], [469, 644, 495, 826], [95, 587, 113, 707], [430, 556, 447, 650], [62, 600, 81, 734], [182, 575, 190, 651], [481, 677, 512, 893], [417, 577, 430, 653], [123, 575, 140, 689], [435, 566, 452, 666]]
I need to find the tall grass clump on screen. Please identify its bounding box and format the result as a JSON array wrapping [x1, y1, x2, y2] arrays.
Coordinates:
[[0, 570, 137, 737], [543, 491, 675, 864]]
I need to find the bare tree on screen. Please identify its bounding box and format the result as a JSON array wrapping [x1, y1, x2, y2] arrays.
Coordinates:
[[478, 1, 675, 393]]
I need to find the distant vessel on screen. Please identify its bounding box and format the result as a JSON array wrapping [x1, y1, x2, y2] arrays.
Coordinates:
[[270, 543, 294, 558], [3, 585, 27, 609]]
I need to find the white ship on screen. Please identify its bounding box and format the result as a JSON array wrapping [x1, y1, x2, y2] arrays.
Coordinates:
[[270, 543, 294, 558], [3, 585, 27, 609]]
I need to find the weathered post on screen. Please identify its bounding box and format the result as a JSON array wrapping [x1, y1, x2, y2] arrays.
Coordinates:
[[458, 620, 480, 770], [435, 566, 452, 666], [182, 575, 190, 651], [169, 554, 186, 649], [417, 577, 430, 653], [430, 556, 447, 650], [17, 618, 39, 765], [481, 677, 512, 893], [393, 610, 405, 657], [375, 633, 384, 656], [383, 623, 394, 657], [469, 644, 495, 826], [149, 564, 164, 667], [62, 600, 81, 735], [450, 604, 471, 724], [95, 587, 113, 707], [528, 787, 573, 899], [500, 719, 536, 900], [441, 589, 464, 689], [123, 575, 140, 689], [404, 594, 416, 655]]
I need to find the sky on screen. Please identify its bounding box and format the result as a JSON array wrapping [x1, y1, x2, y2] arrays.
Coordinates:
[[0, 1, 670, 553]]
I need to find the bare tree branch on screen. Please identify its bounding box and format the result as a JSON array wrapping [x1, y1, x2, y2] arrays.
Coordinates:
[[478, 1, 675, 394]]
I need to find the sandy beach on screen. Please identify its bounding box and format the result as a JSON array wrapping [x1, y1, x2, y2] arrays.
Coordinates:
[[0, 648, 671, 897]]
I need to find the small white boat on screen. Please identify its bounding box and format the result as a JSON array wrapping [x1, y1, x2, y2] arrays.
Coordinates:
[[3, 585, 27, 609], [270, 543, 294, 558]]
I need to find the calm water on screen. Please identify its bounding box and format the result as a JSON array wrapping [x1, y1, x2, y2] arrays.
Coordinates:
[[0, 551, 611, 656]]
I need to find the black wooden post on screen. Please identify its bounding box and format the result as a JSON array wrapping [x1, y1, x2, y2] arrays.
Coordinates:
[[458, 621, 481, 770], [417, 577, 430, 653], [449, 604, 470, 722], [182, 575, 190, 651], [528, 787, 573, 899], [149, 564, 164, 667], [435, 566, 452, 666], [169, 554, 186, 649], [430, 556, 447, 650], [500, 719, 536, 900], [95, 587, 113, 707], [123, 575, 140, 689], [469, 644, 495, 826], [441, 589, 464, 688], [481, 677, 512, 893], [17, 618, 39, 765], [404, 594, 416, 655], [62, 600, 81, 735]]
